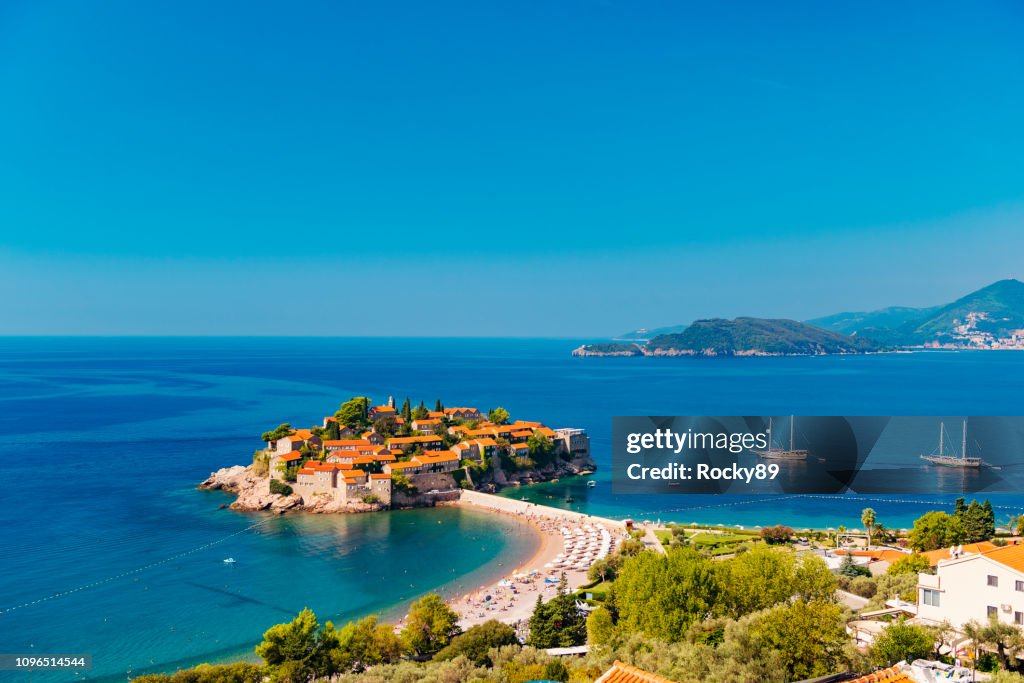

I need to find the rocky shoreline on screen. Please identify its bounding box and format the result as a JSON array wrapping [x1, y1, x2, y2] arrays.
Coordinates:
[[198, 465, 386, 514], [199, 452, 595, 515]]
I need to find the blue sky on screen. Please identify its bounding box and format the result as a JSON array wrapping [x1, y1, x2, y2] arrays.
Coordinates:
[[1, 1, 1022, 336]]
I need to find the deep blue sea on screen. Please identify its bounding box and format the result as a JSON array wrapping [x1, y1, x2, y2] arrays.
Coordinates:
[[2, 337, 1023, 680]]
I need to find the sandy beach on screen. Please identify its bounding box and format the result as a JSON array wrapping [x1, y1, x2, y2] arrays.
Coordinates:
[[446, 491, 628, 629]]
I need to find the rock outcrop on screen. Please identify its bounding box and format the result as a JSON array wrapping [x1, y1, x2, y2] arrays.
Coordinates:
[[199, 465, 384, 514]]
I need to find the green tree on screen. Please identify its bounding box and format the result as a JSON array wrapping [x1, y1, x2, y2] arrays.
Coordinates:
[[586, 606, 617, 648], [411, 401, 429, 420], [868, 572, 919, 608], [434, 399, 444, 412], [488, 407, 510, 425], [792, 555, 838, 603], [390, 473, 416, 495], [526, 431, 555, 465], [527, 574, 587, 648], [399, 593, 461, 657], [719, 545, 797, 617], [434, 620, 518, 666], [759, 525, 794, 544], [908, 510, 965, 551], [610, 547, 719, 641], [861, 508, 877, 548], [261, 423, 294, 443], [373, 416, 397, 438], [838, 553, 871, 578], [329, 615, 401, 673], [887, 553, 930, 576], [871, 618, 934, 666], [335, 397, 371, 430], [324, 420, 340, 441], [134, 663, 265, 683], [255, 608, 337, 681], [748, 600, 849, 681], [401, 397, 412, 422], [963, 616, 1024, 670]]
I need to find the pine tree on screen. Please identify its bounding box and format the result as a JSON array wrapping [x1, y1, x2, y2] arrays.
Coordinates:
[[434, 399, 443, 412], [401, 397, 412, 421]]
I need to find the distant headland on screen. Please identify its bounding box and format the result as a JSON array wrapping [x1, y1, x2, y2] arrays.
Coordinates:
[[576, 278, 1024, 357], [200, 397, 595, 513]]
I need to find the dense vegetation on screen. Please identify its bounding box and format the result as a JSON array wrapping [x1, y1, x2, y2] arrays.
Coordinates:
[[646, 317, 883, 356], [907, 498, 995, 550]]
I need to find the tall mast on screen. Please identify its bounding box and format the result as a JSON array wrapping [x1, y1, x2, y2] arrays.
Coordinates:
[[767, 418, 773, 452], [939, 422, 944, 457], [962, 419, 968, 462], [790, 415, 795, 452]]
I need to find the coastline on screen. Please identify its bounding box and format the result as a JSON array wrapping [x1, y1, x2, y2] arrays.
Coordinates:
[[438, 491, 625, 629]]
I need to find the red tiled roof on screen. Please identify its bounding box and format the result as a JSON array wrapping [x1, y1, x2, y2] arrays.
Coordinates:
[[980, 543, 1024, 573], [280, 451, 304, 462], [369, 473, 390, 480], [595, 661, 678, 683], [925, 542, 999, 566], [847, 667, 911, 683]]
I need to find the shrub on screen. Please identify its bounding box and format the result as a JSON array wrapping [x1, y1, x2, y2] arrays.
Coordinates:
[[849, 576, 877, 598], [362, 493, 381, 505], [269, 479, 293, 496]]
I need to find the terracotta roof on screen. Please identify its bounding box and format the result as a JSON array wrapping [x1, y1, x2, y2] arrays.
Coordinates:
[[369, 473, 390, 480], [981, 543, 1024, 573], [415, 450, 459, 463], [925, 542, 999, 566], [387, 461, 422, 470], [509, 442, 530, 451], [847, 667, 911, 683], [388, 435, 442, 445], [474, 438, 498, 447], [414, 418, 441, 425], [595, 661, 678, 683], [371, 405, 396, 413], [511, 430, 533, 438], [280, 451, 304, 462], [297, 468, 315, 476], [323, 439, 372, 447], [428, 411, 445, 418], [536, 427, 557, 437]]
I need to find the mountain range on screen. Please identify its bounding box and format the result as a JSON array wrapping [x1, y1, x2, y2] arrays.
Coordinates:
[[583, 279, 1024, 357]]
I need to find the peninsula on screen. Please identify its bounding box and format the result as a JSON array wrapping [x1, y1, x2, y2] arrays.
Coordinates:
[[200, 396, 594, 513], [573, 317, 883, 357]]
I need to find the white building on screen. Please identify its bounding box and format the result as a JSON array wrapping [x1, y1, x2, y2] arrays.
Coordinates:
[[917, 543, 1024, 630]]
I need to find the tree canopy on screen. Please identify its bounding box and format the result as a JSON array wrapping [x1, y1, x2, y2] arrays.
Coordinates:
[[399, 593, 461, 657]]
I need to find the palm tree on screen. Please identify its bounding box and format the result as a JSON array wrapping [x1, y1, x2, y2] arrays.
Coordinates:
[[862, 508, 877, 548]]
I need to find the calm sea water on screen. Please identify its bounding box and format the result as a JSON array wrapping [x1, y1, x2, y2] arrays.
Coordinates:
[[1, 337, 1023, 680]]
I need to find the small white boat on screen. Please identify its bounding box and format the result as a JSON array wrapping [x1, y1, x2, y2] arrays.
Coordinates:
[[587, 481, 596, 488], [223, 557, 236, 564]]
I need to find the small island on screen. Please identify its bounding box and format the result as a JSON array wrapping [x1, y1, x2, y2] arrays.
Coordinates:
[[200, 396, 595, 513]]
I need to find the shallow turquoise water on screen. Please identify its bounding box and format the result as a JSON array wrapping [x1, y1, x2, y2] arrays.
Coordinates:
[[1, 337, 1022, 679]]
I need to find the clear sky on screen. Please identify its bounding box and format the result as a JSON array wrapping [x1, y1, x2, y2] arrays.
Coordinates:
[[2, 1, 1022, 336]]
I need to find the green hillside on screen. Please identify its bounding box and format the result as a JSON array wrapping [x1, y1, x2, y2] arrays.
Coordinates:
[[646, 317, 883, 356]]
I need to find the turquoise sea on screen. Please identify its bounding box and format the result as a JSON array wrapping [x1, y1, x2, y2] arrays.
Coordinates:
[[1, 337, 1023, 680]]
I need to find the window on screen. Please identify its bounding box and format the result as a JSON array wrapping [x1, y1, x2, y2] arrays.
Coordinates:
[[988, 606, 998, 618], [1016, 612, 1024, 626], [921, 589, 941, 607], [1016, 580, 1024, 592], [988, 575, 999, 587]]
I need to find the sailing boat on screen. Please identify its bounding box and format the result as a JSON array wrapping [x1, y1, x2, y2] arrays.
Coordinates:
[[920, 419, 982, 468], [753, 415, 808, 460]]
